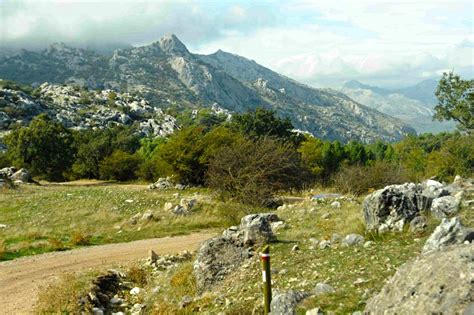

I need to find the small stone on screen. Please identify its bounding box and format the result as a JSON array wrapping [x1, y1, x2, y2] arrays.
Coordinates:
[[129, 287, 142, 295], [409, 216, 428, 233], [330, 201, 341, 208], [292, 245, 300, 251], [342, 234, 365, 247], [179, 295, 193, 308], [319, 240, 331, 249], [148, 250, 159, 263], [363, 241, 374, 248], [321, 213, 330, 219], [353, 278, 368, 285], [306, 308, 323, 315], [92, 308, 104, 315], [331, 233, 342, 243], [124, 199, 134, 203], [314, 283, 335, 295], [0, 224, 7, 229]]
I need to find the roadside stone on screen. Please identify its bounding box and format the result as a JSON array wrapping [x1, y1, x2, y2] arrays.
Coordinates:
[[314, 283, 335, 295], [342, 234, 365, 247], [11, 168, 31, 183], [363, 241, 374, 248], [271, 221, 287, 233], [306, 308, 323, 315], [163, 202, 174, 212], [129, 287, 142, 295], [148, 250, 158, 264]]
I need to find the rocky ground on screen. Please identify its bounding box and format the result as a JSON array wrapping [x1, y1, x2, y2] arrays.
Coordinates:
[[0, 82, 179, 137], [30, 176, 473, 314]]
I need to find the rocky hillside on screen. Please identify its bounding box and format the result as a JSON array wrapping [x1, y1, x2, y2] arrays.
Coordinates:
[[341, 80, 456, 133], [0, 82, 179, 137], [0, 34, 415, 143]]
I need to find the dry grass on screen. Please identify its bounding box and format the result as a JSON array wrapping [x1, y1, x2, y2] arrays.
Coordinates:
[[0, 240, 6, 260], [35, 273, 95, 314], [128, 265, 149, 287], [0, 183, 232, 261]]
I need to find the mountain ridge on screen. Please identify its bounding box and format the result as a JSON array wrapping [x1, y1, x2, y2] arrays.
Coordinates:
[[0, 34, 415, 143]]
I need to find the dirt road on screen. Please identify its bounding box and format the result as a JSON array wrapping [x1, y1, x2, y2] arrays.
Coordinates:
[[0, 232, 214, 314]]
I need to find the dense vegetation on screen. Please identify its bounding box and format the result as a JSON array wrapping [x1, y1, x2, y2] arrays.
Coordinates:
[[1, 72, 472, 205]]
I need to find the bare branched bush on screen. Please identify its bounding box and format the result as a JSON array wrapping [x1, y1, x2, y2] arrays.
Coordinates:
[[207, 137, 310, 207], [332, 161, 409, 196]]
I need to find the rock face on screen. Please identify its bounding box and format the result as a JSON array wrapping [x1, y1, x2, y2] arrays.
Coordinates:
[[0, 34, 415, 143], [363, 183, 430, 232], [422, 217, 473, 254], [193, 213, 281, 292], [365, 244, 474, 314]]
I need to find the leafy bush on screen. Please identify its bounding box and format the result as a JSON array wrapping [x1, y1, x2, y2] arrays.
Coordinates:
[[332, 161, 409, 196], [70, 231, 91, 246], [207, 137, 310, 206], [99, 150, 141, 181]]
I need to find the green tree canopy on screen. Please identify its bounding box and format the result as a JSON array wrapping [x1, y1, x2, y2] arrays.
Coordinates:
[[434, 71, 474, 132], [4, 114, 74, 181]]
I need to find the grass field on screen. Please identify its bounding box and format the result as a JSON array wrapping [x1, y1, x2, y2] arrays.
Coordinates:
[[0, 181, 253, 261], [9, 182, 473, 313]]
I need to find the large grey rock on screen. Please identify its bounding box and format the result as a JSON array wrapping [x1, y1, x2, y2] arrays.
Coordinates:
[[422, 217, 473, 254], [239, 213, 279, 245], [430, 196, 460, 219], [193, 236, 252, 292], [148, 177, 174, 190], [270, 290, 310, 315], [11, 168, 31, 183], [365, 245, 474, 314], [193, 213, 279, 292], [363, 183, 431, 232]]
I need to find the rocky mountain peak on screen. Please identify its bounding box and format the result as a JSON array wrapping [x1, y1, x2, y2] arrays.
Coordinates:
[[157, 33, 189, 56]]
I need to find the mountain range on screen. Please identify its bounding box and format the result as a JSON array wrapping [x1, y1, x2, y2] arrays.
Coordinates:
[[0, 34, 416, 143], [341, 80, 456, 133]]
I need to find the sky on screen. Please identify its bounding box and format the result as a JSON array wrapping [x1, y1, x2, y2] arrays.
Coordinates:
[[0, 0, 473, 88]]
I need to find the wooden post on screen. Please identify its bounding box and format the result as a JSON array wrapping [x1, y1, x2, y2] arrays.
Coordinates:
[[260, 245, 272, 314]]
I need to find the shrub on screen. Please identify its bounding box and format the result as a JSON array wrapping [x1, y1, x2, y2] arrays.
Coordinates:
[[127, 266, 148, 287], [70, 231, 91, 246], [207, 137, 310, 206], [99, 150, 141, 181], [332, 161, 409, 196]]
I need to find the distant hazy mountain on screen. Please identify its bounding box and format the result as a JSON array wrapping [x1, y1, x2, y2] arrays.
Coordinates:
[[0, 34, 415, 142], [341, 80, 455, 133]]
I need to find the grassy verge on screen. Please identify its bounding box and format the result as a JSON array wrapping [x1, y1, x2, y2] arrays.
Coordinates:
[[0, 183, 252, 261]]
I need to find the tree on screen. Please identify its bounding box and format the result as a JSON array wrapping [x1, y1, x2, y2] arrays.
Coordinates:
[[231, 108, 303, 145], [207, 137, 310, 206], [434, 71, 474, 131], [4, 114, 74, 181], [99, 150, 141, 181], [72, 126, 140, 179]]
